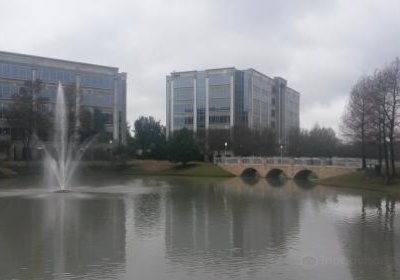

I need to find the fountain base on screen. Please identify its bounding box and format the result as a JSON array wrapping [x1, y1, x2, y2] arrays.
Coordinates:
[[54, 189, 71, 193]]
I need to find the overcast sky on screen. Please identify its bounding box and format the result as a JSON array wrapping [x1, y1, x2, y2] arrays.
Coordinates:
[[1, 0, 400, 133]]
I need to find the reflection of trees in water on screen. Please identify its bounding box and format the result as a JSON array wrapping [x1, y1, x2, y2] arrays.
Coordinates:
[[337, 194, 399, 280], [163, 177, 303, 276], [0, 195, 126, 280]]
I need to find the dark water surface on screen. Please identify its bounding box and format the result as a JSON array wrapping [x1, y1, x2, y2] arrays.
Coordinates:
[[0, 176, 399, 280]]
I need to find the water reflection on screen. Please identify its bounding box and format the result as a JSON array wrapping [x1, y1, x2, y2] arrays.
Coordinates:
[[337, 194, 399, 280], [0, 177, 399, 280], [164, 178, 303, 277], [266, 177, 287, 187], [0, 192, 126, 280], [133, 192, 162, 238]]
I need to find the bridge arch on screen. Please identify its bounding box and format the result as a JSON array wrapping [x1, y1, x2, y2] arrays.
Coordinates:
[[241, 168, 259, 177], [294, 169, 318, 180], [266, 169, 287, 179]]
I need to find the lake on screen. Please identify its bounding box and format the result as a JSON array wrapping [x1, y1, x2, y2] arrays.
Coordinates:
[[0, 176, 399, 280]]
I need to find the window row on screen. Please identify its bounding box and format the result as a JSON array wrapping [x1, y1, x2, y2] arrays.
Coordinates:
[[0, 62, 115, 90], [37, 86, 114, 107], [82, 92, 113, 107], [174, 102, 193, 113], [173, 77, 193, 88], [209, 85, 230, 98], [81, 73, 114, 89], [209, 98, 230, 111], [174, 87, 193, 100], [37, 67, 74, 84], [0, 63, 31, 80], [209, 115, 230, 124], [173, 116, 193, 126], [0, 81, 19, 98], [0, 102, 9, 119], [209, 74, 230, 86]]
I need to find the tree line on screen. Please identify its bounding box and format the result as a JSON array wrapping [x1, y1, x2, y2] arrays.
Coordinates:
[[125, 116, 355, 165], [341, 58, 400, 183], [121, 116, 279, 164]]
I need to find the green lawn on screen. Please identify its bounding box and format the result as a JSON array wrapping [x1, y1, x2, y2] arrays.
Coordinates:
[[0, 161, 235, 179], [318, 170, 400, 195], [161, 163, 233, 177], [122, 162, 234, 178]]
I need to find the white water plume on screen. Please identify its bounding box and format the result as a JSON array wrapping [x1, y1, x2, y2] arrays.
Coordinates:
[[43, 83, 94, 191]]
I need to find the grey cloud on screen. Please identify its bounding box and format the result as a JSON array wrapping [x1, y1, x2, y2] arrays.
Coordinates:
[[0, 0, 399, 132]]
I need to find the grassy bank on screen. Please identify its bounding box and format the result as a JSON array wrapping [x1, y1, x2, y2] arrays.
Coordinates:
[[0, 161, 234, 179], [318, 171, 400, 195], [121, 162, 234, 178], [0, 167, 18, 179]]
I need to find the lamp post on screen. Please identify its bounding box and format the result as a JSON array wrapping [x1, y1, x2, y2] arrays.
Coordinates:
[[224, 142, 228, 157], [36, 146, 44, 159], [280, 145, 283, 164], [37, 146, 43, 160]]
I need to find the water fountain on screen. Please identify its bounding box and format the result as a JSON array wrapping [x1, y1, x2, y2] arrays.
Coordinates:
[[44, 83, 88, 192]]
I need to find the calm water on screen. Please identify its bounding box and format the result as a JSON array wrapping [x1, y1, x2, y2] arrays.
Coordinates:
[[0, 176, 399, 280]]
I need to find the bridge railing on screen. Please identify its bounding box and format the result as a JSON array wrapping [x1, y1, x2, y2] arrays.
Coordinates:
[[214, 156, 364, 168]]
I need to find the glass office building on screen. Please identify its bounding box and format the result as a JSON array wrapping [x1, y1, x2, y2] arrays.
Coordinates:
[[0, 51, 127, 160], [166, 68, 300, 144]]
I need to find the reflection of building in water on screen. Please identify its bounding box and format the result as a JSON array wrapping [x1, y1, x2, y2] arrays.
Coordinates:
[[133, 192, 162, 238], [337, 195, 400, 280], [0, 195, 126, 280], [164, 178, 302, 274]]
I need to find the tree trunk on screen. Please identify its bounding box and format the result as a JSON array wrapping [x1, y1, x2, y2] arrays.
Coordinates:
[[361, 136, 366, 169], [361, 108, 366, 169], [382, 112, 390, 184], [26, 137, 31, 162], [377, 116, 383, 175], [389, 135, 395, 176], [390, 95, 396, 176]]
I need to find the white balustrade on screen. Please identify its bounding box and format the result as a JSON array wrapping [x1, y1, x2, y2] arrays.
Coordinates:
[[216, 156, 364, 169]]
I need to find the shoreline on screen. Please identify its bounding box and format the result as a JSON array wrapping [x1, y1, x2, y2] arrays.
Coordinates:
[[0, 161, 234, 179], [3, 161, 400, 195], [317, 171, 400, 195]]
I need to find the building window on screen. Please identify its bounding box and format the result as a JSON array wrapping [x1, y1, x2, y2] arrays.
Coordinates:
[[173, 87, 193, 100], [209, 98, 230, 111], [174, 103, 193, 113], [209, 115, 230, 124], [0, 127, 11, 136], [0, 102, 8, 119], [209, 84, 230, 98]]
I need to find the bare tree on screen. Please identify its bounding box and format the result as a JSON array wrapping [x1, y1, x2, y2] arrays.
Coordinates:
[[381, 58, 400, 176], [341, 76, 373, 169]]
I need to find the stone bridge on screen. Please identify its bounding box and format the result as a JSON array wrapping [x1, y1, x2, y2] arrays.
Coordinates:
[[215, 157, 361, 179]]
